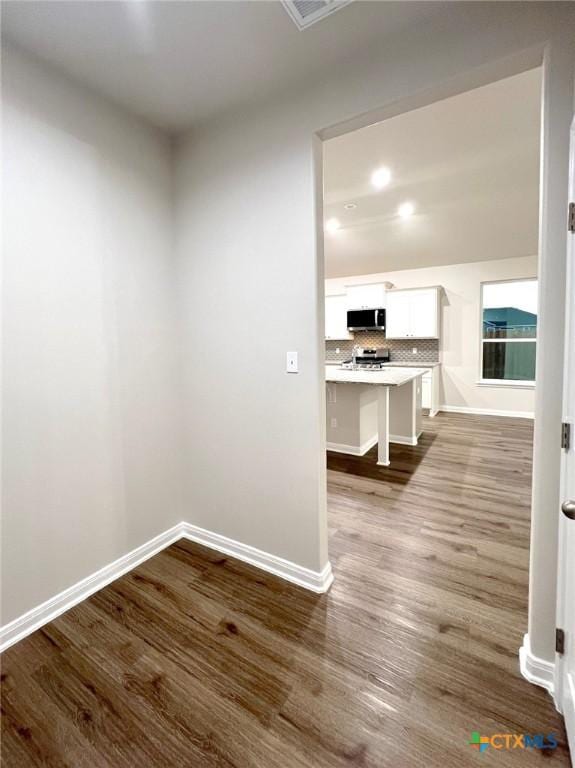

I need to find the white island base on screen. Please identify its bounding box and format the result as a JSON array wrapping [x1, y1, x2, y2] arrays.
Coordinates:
[[325, 367, 425, 466]]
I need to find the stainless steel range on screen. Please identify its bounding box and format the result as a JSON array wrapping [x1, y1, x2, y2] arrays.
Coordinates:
[[340, 347, 390, 370]]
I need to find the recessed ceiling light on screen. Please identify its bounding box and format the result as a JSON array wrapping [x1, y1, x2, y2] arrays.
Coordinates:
[[325, 218, 341, 233], [398, 202, 415, 218], [371, 167, 392, 189], [344, 203, 357, 210]]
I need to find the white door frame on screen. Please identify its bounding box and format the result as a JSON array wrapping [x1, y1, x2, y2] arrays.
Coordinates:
[[554, 115, 575, 754]]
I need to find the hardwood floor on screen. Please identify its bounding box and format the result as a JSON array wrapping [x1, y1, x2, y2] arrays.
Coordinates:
[[1, 412, 569, 766]]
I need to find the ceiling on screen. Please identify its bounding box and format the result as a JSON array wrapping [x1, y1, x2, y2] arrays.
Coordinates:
[[2, 3, 542, 278], [1, 0, 447, 132], [323, 68, 542, 278]]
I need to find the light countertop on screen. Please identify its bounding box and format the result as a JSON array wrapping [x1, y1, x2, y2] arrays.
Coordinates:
[[325, 365, 428, 387], [381, 361, 440, 368], [325, 360, 439, 369]]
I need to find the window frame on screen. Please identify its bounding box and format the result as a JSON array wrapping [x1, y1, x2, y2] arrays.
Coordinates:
[[478, 277, 537, 388]]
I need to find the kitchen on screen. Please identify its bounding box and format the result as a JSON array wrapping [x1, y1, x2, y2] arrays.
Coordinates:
[[322, 69, 541, 473], [325, 282, 441, 466]]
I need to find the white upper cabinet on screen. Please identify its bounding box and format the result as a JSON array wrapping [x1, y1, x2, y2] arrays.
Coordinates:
[[385, 292, 411, 338], [325, 294, 353, 340], [386, 287, 441, 339], [345, 283, 387, 310]]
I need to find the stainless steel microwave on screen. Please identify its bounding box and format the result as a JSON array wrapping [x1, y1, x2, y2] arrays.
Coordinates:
[[347, 308, 386, 331]]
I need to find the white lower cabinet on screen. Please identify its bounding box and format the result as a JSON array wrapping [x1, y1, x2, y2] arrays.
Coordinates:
[[422, 372, 432, 409], [419, 367, 439, 416]]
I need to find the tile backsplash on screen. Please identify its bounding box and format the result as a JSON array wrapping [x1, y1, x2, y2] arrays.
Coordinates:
[[325, 332, 439, 363]]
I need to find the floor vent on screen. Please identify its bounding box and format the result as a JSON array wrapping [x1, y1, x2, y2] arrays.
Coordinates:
[[282, 0, 353, 30]]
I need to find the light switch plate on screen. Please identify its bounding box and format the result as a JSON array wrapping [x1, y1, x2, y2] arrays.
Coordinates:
[[286, 351, 298, 373]]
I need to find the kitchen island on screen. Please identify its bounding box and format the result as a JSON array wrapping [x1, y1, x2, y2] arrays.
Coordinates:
[[325, 366, 426, 466]]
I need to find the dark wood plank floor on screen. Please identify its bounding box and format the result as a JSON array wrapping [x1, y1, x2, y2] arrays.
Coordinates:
[[1, 413, 569, 766]]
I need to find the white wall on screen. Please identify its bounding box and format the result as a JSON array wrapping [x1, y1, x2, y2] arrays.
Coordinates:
[[326, 256, 538, 416], [174, 4, 573, 666], [174, 119, 328, 572], [1, 47, 185, 625]]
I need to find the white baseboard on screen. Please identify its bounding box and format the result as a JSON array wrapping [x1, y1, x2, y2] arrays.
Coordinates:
[[1, 523, 333, 653], [326, 434, 378, 456], [389, 432, 421, 446], [519, 633, 555, 697], [441, 404, 534, 419], [327, 432, 422, 450], [0, 522, 185, 653], [181, 523, 333, 594]]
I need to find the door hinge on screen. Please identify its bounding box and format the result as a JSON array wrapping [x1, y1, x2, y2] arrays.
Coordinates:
[[562, 422, 571, 451], [556, 628, 565, 655], [569, 202, 575, 233]]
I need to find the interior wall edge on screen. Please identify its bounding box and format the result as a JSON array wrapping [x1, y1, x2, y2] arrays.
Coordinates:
[[180, 522, 334, 594], [319, 43, 544, 142], [528, 24, 575, 665], [0, 520, 334, 653], [519, 632, 557, 705]]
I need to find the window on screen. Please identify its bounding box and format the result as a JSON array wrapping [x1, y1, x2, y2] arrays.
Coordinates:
[[480, 279, 537, 384]]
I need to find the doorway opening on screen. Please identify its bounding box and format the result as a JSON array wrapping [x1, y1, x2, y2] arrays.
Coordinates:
[[317, 66, 560, 750]]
